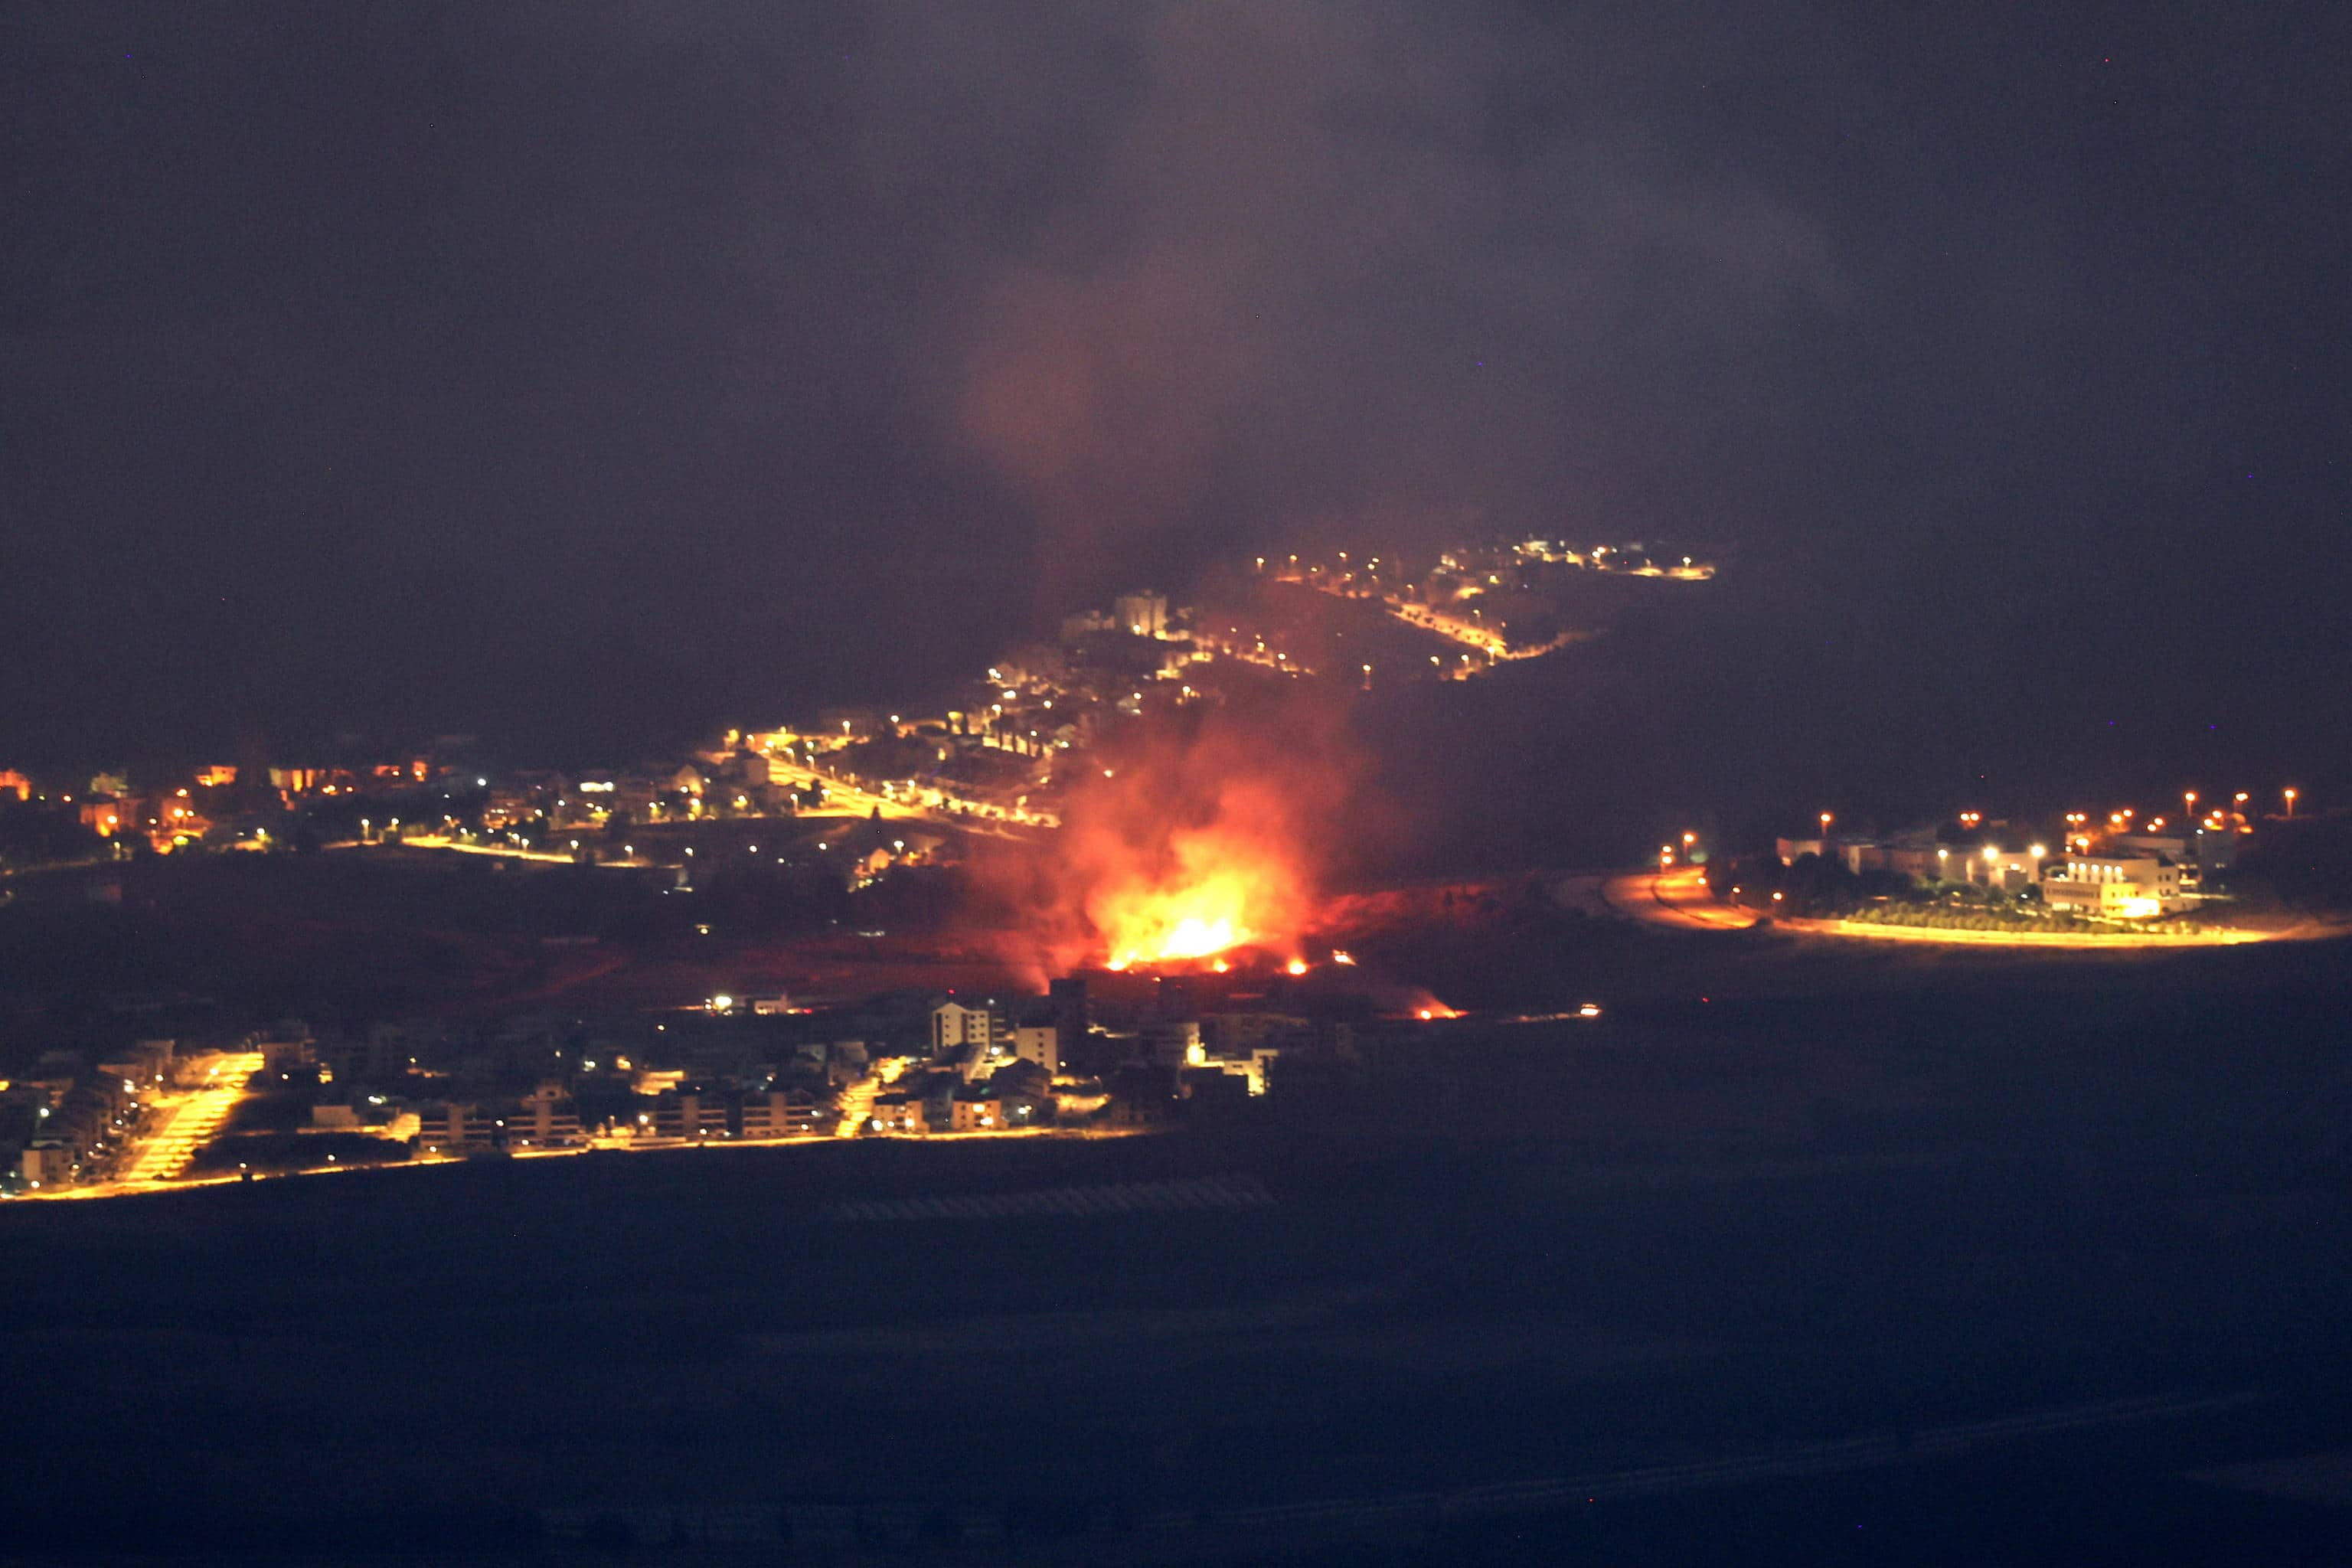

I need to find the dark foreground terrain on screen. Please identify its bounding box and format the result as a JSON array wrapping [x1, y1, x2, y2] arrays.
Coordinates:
[[5, 936, 2351, 1564]]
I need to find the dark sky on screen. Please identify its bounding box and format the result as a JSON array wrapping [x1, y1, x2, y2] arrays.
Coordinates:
[[3, 2, 2346, 797]]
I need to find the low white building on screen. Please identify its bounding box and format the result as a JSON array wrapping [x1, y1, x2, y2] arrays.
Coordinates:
[[2040, 854, 2187, 918], [1775, 836, 1825, 866]]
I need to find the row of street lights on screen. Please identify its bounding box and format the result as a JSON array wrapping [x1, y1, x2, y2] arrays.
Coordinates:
[[1812, 785, 2304, 852]]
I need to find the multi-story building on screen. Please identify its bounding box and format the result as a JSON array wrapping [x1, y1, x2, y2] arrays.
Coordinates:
[[505, 1084, 583, 1149], [1009, 1024, 1059, 1076], [651, 1090, 733, 1141], [1048, 977, 1089, 1043], [946, 1088, 1004, 1132], [1113, 590, 1169, 640], [1138, 1020, 1200, 1070], [738, 1091, 829, 1138], [417, 1102, 491, 1155], [930, 999, 1008, 1059], [640, 1087, 827, 1142], [15, 1142, 74, 1190]]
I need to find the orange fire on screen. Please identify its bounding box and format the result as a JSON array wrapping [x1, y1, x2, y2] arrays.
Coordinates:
[[1089, 795, 1311, 970], [1050, 718, 1331, 974], [978, 701, 1366, 981]]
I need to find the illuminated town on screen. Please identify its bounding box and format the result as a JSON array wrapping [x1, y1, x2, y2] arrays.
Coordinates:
[[8, 7, 2351, 1553], [7, 538, 1712, 1197], [2, 536, 2329, 1200]]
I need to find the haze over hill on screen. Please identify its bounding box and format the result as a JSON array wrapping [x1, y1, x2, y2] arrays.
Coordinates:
[[3, 3, 2345, 808]]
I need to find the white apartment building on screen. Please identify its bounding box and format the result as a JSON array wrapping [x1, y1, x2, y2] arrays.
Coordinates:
[[930, 999, 1008, 1058]]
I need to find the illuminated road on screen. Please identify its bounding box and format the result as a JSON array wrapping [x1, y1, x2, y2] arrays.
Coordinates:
[[386, 834, 574, 863], [1557, 867, 1756, 930], [113, 1051, 263, 1186], [1622, 867, 1759, 929], [771, 762, 1058, 835], [1276, 573, 1574, 668], [1777, 915, 2279, 948], [833, 1057, 909, 1138], [1385, 599, 1525, 662], [766, 761, 924, 822]]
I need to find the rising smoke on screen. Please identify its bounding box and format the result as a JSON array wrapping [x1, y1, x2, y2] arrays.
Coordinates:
[[933, 0, 1840, 606], [971, 689, 1376, 981], [925, 2, 1838, 940]]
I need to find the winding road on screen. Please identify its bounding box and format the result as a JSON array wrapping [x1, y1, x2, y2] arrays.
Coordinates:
[[1555, 866, 1757, 931]]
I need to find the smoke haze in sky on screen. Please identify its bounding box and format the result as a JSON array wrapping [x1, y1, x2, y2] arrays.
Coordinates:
[[1, 2, 2344, 805]]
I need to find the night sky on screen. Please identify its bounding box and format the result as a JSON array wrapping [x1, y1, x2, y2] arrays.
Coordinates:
[[3, 3, 2345, 805]]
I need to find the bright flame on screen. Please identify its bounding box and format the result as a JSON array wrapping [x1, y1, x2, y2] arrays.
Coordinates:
[[1075, 768, 1317, 972], [988, 703, 1355, 978], [1097, 873, 1265, 969]]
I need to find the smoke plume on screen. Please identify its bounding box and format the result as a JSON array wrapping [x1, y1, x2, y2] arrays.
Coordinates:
[[973, 689, 1372, 980]]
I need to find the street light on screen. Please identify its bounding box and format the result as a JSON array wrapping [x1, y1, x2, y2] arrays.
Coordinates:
[[2285, 787, 2298, 818]]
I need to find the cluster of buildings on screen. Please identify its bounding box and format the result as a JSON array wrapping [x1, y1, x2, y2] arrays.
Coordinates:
[[2, 532, 1723, 874], [1775, 798, 2275, 919], [0, 752, 483, 863], [5, 965, 1384, 1195], [0, 586, 1222, 872], [416, 1078, 839, 1155], [279, 1008, 875, 1160], [1, 1039, 176, 1193], [1260, 536, 1719, 670], [871, 975, 1354, 1135]]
